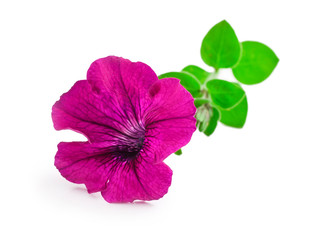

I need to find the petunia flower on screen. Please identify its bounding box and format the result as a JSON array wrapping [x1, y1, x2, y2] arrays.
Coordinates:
[[52, 56, 196, 203]]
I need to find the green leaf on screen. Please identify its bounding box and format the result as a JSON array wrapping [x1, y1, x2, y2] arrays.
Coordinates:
[[206, 79, 245, 109], [158, 72, 201, 97], [203, 107, 219, 136], [200, 20, 241, 69], [182, 65, 210, 84], [174, 149, 182, 155], [232, 41, 279, 85], [194, 98, 209, 108], [219, 95, 248, 128]]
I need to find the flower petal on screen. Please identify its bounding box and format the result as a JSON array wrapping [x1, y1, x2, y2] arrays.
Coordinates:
[[52, 80, 141, 143], [55, 141, 115, 193], [87, 56, 158, 119], [56, 141, 172, 201], [101, 156, 173, 203], [144, 78, 197, 162]]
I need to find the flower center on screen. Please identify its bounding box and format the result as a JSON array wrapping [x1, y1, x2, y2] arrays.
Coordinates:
[[113, 127, 146, 162]]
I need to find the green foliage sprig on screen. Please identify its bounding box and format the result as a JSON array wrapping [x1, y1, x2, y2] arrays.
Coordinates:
[[159, 20, 279, 154]]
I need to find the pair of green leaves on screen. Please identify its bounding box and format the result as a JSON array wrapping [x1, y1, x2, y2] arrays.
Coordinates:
[[159, 65, 248, 135], [201, 20, 279, 84], [159, 20, 278, 154]]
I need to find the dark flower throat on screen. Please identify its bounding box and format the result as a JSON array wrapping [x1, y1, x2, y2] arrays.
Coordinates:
[[113, 127, 146, 162]]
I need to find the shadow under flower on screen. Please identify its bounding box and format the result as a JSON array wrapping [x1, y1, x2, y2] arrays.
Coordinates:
[[72, 186, 153, 206], [110, 200, 153, 207]]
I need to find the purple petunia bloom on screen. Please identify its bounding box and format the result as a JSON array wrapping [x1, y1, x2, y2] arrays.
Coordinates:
[[52, 56, 196, 203]]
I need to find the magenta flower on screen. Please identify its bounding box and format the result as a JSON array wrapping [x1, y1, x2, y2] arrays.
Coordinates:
[[52, 56, 196, 203]]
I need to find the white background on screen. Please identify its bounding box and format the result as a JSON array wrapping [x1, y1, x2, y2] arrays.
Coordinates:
[[1, 0, 324, 239]]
